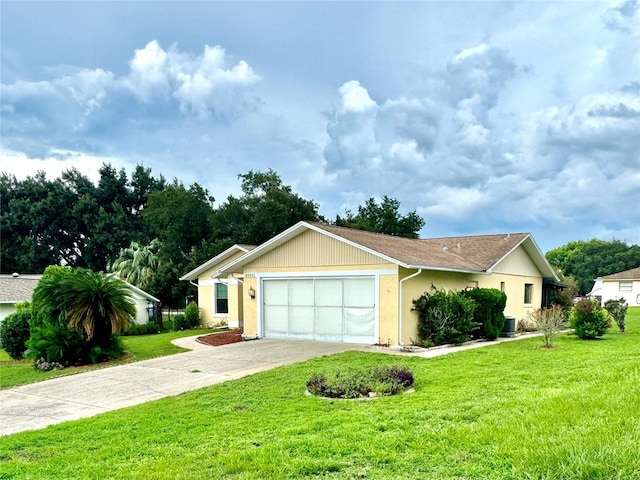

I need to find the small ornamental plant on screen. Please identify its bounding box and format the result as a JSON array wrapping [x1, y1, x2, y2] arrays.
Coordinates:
[[604, 298, 628, 333], [34, 357, 64, 372], [570, 299, 611, 339], [527, 305, 567, 348], [306, 365, 414, 399]]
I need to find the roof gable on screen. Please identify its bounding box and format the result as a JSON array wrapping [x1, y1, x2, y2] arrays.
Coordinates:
[[217, 221, 558, 280], [179, 244, 256, 281]]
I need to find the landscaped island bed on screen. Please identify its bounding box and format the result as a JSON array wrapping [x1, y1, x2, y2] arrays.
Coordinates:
[[1, 310, 639, 479]]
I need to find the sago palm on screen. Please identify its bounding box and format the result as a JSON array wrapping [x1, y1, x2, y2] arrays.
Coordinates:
[[36, 269, 136, 342]]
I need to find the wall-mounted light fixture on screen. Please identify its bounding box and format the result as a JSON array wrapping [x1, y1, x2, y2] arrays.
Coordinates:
[[248, 286, 256, 299]]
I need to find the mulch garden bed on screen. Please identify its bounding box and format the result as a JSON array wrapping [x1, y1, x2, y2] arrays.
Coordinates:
[[197, 329, 243, 347]]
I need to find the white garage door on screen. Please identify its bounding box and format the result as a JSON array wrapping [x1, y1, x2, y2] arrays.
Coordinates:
[[262, 277, 376, 343]]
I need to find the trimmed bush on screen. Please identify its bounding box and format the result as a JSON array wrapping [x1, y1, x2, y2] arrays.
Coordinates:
[[122, 323, 162, 336], [604, 298, 628, 333], [570, 299, 611, 339], [0, 310, 32, 359], [185, 301, 201, 329], [461, 288, 507, 340], [412, 289, 478, 345]]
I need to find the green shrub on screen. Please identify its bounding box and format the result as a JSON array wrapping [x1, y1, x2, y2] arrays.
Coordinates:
[[604, 298, 628, 333], [306, 366, 415, 399], [173, 314, 187, 331], [461, 288, 507, 340], [185, 301, 201, 329], [371, 365, 415, 395], [26, 323, 125, 366], [122, 322, 162, 336], [412, 289, 478, 345], [570, 299, 611, 339], [0, 310, 32, 359]]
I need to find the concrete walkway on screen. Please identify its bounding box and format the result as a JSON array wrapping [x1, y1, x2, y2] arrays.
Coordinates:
[[0, 332, 541, 436]]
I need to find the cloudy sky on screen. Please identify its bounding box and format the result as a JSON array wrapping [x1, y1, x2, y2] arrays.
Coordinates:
[[1, 1, 639, 252]]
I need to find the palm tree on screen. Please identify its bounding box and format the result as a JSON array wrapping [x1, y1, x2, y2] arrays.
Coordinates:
[[109, 239, 160, 292], [34, 269, 136, 342]]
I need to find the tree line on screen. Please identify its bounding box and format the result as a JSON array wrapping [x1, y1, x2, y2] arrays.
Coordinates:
[[3, 163, 638, 304], [1, 165, 424, 307], [545, 239, 640, 294]]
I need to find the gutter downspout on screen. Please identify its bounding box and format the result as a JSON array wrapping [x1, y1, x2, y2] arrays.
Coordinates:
[[398, 268, 422, 346]]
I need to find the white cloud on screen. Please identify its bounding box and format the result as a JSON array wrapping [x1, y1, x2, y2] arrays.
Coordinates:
[[338, 80, 377, 113], [125, 40, 171, 102], [0, 148, 127, 183]]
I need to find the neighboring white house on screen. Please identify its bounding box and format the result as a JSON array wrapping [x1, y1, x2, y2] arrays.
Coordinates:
[[591, 266, 640, 307], [0, 273, 159, 324], [0, 274, 42, 321]]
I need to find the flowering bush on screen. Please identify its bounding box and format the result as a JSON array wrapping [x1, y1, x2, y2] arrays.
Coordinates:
[[34, 357, 64, 372]]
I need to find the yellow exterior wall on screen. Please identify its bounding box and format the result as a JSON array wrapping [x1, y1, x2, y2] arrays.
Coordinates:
[[492, 246, 541, 277], [243, 275, 258, 336], [196, 250, 248, 328], [398, 244, 545, 343], [378, 273, 400, 344]]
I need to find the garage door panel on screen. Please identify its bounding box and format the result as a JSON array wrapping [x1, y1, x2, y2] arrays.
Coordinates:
[[344, 278, 375, 307], [263, 280, 288, 305], [264, 306, 288, 333], [344, 307, 375, 336], [315, 279, 343, 306], [314, 306, 342, 334], [289, 306, 314, 333], [289, 280, 314, 306]]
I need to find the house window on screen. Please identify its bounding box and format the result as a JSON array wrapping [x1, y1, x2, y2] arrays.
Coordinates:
[[215, 282, 229, 314], [524, 284, 533, 304], [500, 282, 505, 292], [619, 281, 632, 292]]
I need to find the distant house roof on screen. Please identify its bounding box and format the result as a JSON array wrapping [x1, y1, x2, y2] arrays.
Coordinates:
[[0, 274, 42, 304], [601, 266, 640, 281], [0, 273, 159, 304], [179, 244, 256, 281], [216, 221, 558, 280]]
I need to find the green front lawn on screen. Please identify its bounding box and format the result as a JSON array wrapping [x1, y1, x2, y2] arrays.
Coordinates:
[[0, 328, 215, 389], [1, 309, 639, 479]]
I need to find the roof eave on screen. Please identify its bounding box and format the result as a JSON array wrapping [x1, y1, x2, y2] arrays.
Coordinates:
[[179, 245, 253, 281], [407, 264, 488, 275]]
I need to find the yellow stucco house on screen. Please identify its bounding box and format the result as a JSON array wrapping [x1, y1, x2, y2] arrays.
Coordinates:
[[185, 222, 558, 345], [180, 244, 256, 328]]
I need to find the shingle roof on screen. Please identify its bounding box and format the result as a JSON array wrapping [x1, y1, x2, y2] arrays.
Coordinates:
[[0, 274, 42, 303], [602, 266, 640, 280], [311, 223, 529, 272]]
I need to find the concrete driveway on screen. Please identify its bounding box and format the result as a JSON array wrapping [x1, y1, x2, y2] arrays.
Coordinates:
[[0, 337, 362, 436]]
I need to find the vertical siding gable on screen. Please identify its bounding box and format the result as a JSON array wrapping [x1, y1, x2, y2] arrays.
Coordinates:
[[247, 229, 389, 268], [492, 245, 542, 277]]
